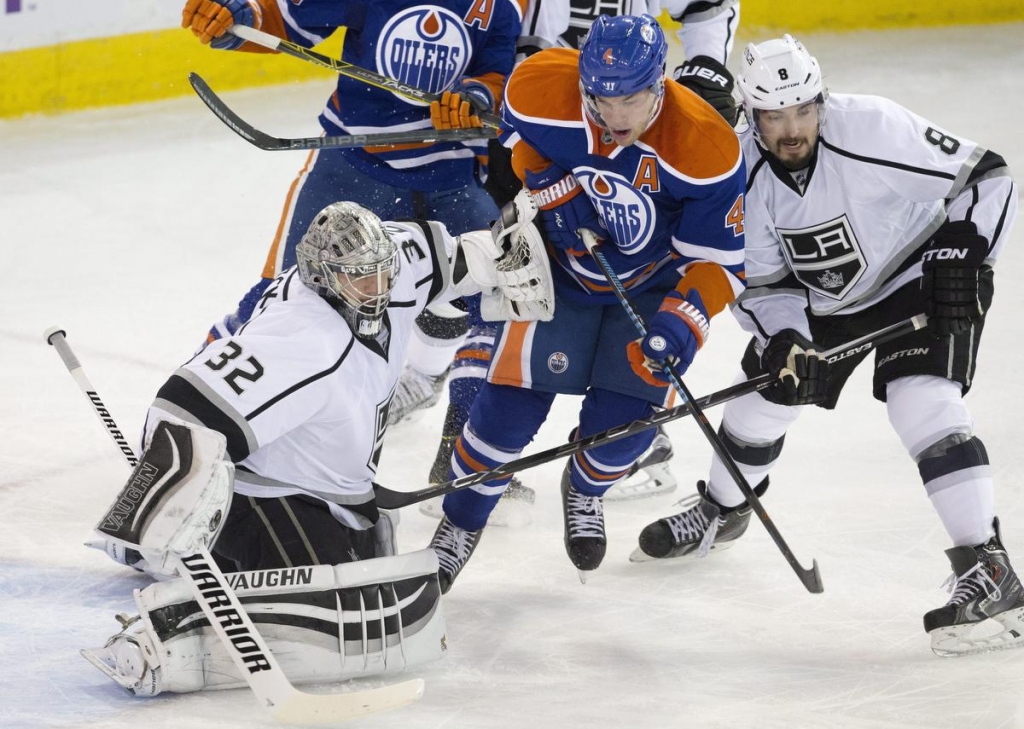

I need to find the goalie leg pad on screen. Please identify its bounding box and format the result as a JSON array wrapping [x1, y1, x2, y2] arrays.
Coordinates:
[[82, 549, 446, 695], [94, 419, 234, 576]]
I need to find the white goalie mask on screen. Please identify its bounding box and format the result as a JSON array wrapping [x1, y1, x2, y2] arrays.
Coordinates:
[[736, 34, 828, 143], [296, 202, 399, 339]]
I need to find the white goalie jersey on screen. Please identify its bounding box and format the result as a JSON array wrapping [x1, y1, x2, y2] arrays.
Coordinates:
[[144, 220, 458, 530], [733, 92, 1017, 341]]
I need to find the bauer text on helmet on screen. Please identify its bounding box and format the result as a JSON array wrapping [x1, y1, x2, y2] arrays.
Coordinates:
[[578, 14, 667, 147], [295, 202, 399, 338], [736, 34, 828, 170]]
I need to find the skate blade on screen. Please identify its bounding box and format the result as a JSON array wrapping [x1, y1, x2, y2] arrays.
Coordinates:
[[418, 495, 533, 528], [929, 606, 1024, 657], [603, 462, 677, 502], [80, 647, 138, 690], [628, 540, 737, 564]]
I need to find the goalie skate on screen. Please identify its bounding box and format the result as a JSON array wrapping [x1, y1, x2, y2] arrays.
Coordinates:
[[602, 426, 677, 502]]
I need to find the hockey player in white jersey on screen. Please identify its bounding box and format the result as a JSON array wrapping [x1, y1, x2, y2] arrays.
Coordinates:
[[635, 35, 1022, 656], [82, 199, 555, 697]]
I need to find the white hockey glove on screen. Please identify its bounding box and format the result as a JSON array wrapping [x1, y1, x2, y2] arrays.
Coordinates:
[[453, 189, 555, 322], [94, 419, 234, 576]]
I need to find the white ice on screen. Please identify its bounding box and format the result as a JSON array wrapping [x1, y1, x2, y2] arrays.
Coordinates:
[[3, 23, 1024, 729]]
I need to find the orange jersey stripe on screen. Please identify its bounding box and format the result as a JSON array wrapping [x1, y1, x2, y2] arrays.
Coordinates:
[[263, 149, 317, 278], [489, 321, 531, 387]]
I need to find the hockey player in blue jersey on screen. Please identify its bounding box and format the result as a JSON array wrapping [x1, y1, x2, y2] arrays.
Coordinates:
[[401, 0, 745, 525], [424, 14, 747, 590]]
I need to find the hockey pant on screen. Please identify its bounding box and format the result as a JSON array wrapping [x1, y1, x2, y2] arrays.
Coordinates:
[[122, 549, 446, 694], [442, 383, 658, 531]]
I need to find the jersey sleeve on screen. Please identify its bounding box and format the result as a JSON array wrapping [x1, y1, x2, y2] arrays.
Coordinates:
[[662, 0, 740, 63], [147, 274, 354, 463]]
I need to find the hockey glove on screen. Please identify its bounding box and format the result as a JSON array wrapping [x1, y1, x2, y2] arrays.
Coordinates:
[[759, 329, 830, 406], [672, 56, 739, 126], [920, 220, 989, 337], [525, 165, 604, 255], [182, 0, 261, 49], [628, 289, 709, 387], [430, 79, 493, 131]]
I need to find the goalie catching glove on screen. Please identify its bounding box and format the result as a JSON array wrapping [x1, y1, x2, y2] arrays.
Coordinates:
[[452, 189, 555, 322], [94, 419, 234, 576], [759, 329, 830, 406], [628, 287, 709, 387]]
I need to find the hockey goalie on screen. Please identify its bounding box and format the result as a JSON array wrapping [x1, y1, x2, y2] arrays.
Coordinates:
[[81, 195, 555, 697]]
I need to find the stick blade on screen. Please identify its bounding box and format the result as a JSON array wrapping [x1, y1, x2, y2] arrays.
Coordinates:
[[800, 559, 824, 594], [267, 677, 425, 724]]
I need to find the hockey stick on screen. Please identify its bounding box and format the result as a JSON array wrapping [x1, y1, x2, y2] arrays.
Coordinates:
[[580, 230, 826, 593], [228, 25, 502, 128], [189, 73, 497, 151], [372, 314, 926, 510], [44, 327, 424, 724]]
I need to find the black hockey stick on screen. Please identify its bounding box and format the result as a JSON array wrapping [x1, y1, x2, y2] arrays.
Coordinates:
[[580, 231, 828, 593], [44, 327, 424, 723], [372, 314, 926, 511], [189, 73, 497, 152], [228, 25, 502, 128]]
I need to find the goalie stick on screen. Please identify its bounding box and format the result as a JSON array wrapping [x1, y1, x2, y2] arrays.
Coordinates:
[[189, 73, 496, 152], [44, 326, 424, 724], [372, 314, 927, 511], [228, 25, 501, 128]]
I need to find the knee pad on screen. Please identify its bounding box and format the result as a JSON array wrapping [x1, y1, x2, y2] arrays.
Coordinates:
[[886, 375, 973, 459]]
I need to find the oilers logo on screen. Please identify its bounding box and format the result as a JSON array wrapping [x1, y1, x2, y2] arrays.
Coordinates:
[[547, 352, 569, 374], [574, 168, 656, 252], [376, 6, 472, 102]]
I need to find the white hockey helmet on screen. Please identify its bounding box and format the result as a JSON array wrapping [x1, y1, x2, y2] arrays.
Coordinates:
[[736, 35, 828, 139], [296, 202, 399, 339]]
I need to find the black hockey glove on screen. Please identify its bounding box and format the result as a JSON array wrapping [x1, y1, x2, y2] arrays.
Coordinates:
[[920, 220, 989, 337], [672, 55, 739, 126], [760, 329, 830, 406]]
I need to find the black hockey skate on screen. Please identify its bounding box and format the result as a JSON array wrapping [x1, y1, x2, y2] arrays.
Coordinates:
[[632, 478, 768, 562], [561, 467, 607, 579], [924, 518, 1024, 656], [429, 515, 483, 594]]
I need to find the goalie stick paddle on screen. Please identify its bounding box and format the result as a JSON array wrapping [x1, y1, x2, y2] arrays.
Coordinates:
[[228, 25, 501, 128], [44, 326, 425, 724], [373, 313, 927, 511], [188, 73, 496, 151]]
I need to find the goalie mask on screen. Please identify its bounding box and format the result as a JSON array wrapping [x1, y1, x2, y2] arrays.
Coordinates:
[[296, 202, 399, 339]]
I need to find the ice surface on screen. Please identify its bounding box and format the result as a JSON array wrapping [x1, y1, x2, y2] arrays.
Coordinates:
[[2, 23, 1023, 729]]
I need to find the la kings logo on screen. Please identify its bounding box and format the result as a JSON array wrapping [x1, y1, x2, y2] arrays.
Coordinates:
[[777, 214, 865, 300]]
